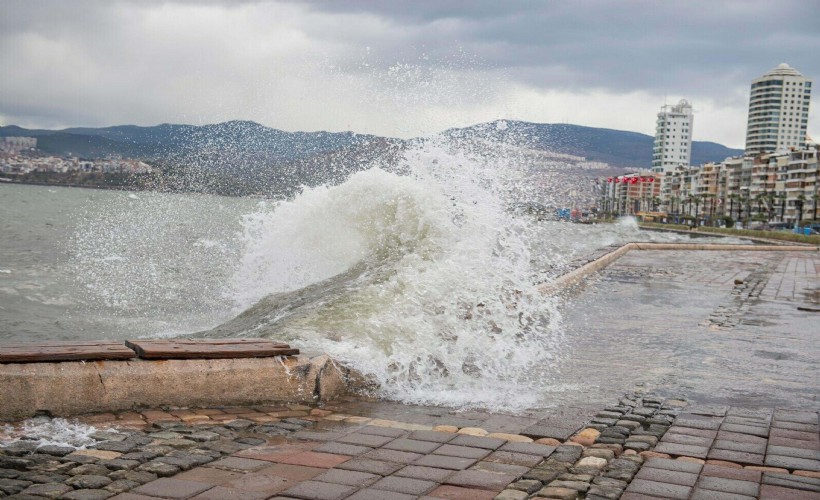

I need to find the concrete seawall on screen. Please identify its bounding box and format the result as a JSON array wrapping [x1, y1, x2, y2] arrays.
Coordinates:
[[0, 354, 361, 421]]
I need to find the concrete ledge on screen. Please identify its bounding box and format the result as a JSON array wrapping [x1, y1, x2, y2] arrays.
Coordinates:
[[0, 354, 358, 421], [539, 242, 818, 295]]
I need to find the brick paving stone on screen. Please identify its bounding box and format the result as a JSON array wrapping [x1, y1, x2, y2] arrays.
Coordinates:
[[291, 431, 347, 441], [769, 436, 820, 450], [383, 438, 443, 454], [535, 485, 580, 499], [625, 478, 692, 499], [425, 484, 498, 499], [498, 442, 556, 457], [337, 433, 396, 447], [312, 468, 379, 487], [767, 445, 820, 460], [337, 458, 405, 476], [653, 442, 709, 459], [674, 414, 724, 430], [771, 421, 820, 433], [707, 449, 764, 465], [433, 445, 491, 460], [690, 488, 756, 500], [207, 456, 271, 471], [313, 442, 373, 456], [132, 477, 212, 498], [408, 431, 458, 443], [721, 423, 770, 437], [520, 425, 576, 441], [701, 464, 762, 482], [448, 435, 505, 450], [347, 488, 416, 500], [189, 485, 270, 499], [770, 428, 820, 443], [634, 466, 699, 486], [765, 455, 820, 472], [697, 476, 760, 496], [361, 448, 423, 464], [713, 439, 767, 454], [223, 471, 294, 494], [688, 405, 729, 417], [235, 443, 317, 462], [643, 457, 703, 474], [281, 479, 358, 500], [258, 463, 325, 481], [668, 427, 718, 439], [394, 465, 454, 482], [109, 494, 162, 500], [371, 476, 438, 495], [414, 455, 477, 470], [174, 466, 243, 485], [759, 484, 820, 499], [762, 471, 820, 492], [444, 469, 517, 491], [357, 426, 407, 438], [484, 451, 542, 467], [660, 432, 714, 447], [471, 461, 530, 476], [773, 410, 819, 425], [278, 451, 351, 468]]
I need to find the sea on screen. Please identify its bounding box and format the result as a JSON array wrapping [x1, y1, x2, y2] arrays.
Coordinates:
[[1, 138, 756, 413]]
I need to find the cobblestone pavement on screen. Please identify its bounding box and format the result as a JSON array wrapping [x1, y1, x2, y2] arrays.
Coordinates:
[[2, 248, 819, 499], [1, 396, 818, 499]]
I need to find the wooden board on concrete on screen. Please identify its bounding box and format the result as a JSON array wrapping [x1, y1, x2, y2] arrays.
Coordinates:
[[0, 341, 137, 363], [125, 338, 299, 359]]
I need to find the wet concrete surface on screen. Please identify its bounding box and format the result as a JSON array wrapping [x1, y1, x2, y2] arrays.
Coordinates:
[[556, 250, 819, 409]]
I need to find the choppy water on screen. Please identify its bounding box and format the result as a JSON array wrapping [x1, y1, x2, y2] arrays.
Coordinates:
[[1, 138, 746, 411]]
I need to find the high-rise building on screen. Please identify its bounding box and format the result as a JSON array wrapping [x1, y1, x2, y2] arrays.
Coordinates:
[[652, 99, 693, 173], [744, 63, 812, 154]]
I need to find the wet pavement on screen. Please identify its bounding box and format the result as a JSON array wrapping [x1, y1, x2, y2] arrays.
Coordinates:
[[1, 247, 819, 499]]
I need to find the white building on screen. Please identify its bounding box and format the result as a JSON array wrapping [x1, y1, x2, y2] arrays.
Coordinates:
[[745, 63, 812, 154], [652, 99, 693, 173]]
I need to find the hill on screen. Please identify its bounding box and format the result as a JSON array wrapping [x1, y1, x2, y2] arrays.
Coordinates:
[[1, 120, 742, 168]]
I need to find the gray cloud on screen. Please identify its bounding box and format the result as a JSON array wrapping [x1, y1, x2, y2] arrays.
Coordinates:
[[1, 0, 818, 147]]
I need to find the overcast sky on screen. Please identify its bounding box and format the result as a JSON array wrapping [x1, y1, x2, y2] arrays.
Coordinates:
[[2, 0, 818, 149]]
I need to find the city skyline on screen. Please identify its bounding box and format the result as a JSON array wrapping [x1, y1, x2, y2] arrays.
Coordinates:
[[1, 1, 819, 149]]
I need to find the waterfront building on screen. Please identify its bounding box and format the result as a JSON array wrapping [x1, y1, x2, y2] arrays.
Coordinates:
[[652, 99, 693, 173], [745, 63, 812, 154]]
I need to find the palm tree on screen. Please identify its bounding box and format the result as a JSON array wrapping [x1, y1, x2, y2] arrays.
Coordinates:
[[778, 193, 787, 222], [812, 193, 819, 222], [796, 194, 807, 227]]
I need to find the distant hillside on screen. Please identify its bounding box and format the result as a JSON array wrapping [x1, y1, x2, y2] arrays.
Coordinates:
[[443, 120, 743, 168], [2, 120, 742, 168]]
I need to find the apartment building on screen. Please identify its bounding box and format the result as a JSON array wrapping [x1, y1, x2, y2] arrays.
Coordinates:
[[652, 99, 693, 173]]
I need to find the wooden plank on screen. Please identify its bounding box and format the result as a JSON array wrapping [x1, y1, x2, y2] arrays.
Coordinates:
[[0, 341, 137, 363], [125, 339, 299, 360]]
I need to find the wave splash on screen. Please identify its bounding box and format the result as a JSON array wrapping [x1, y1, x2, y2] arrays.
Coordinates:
[[210, 138, 568, 411]]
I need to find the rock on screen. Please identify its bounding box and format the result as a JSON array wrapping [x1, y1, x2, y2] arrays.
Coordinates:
[[60, 489, 116, 500], [187, 431, 220, 442], [587, 485, 623, 499], [223, 420, 254, 430], [624, 441, 650, 452], [433, 425, 459, 433], [107, 470, 157, 484], [89, 432, 127, 443], [575, 456, 607, 470], [0, 469, 19, 479], [35, 445, 74, 457], [2, 442, 39, 456], [67, 450, 121, 461], [91, 441, 136, 453], [233, 437, 266, 446], [20, 482, 72, 498], [508, 479, 542, 493], [487, 433, 533, 442], [639, 451, 671, 459], [104, 479, 140, 493], [0, 478, 33, 495], [535, 438, 563, 446], [99, 459, 140, 471], [457, 427, 488, 436], [68, 464, 110, 477], [536, 486, 578, 499], [583, 448, 615, 461], [17, 471, 69, 483], [547, 480, 589, 492], [136, 461, 180, 477], [494, 489, 529, 500], [66, 474, 112, 489], [148, 432, 182, 440], [570, 428, 600, 446]]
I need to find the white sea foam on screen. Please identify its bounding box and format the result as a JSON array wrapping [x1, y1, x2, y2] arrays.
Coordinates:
[[1, 417, 98, 448]]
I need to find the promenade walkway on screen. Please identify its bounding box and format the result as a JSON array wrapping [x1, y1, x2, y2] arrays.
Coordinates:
[[1, 248, 818, 499]]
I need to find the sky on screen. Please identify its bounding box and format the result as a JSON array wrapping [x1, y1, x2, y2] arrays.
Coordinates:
[[1, 0, 819, 149]]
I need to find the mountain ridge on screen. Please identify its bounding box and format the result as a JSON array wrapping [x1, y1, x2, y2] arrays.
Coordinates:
[[1, 120, 743, 168]]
